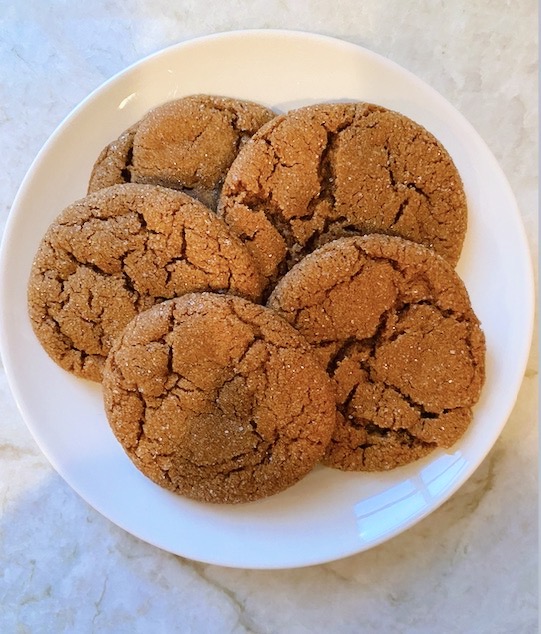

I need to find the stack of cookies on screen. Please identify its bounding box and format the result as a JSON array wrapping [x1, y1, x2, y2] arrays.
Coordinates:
[[27, 95, 486, 504]]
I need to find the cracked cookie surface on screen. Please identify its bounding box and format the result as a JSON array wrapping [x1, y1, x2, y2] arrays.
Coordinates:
[[267, 235, 485, 471], [28, 183, 265, 382], [102, 293, 337, 504], [218, 102, 467, 287], [88, 95, 275, 210]]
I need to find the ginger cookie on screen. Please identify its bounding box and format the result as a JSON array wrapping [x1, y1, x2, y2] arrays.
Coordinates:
[[87, 124, 138, 192], [28, 183, 265, 382], [219, 102, 467, 286], [102, 293, 337, 504], [267, 235, 485, 471], [88, 95, 275, 210]]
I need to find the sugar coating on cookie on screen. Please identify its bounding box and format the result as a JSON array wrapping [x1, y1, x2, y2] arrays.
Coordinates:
[[88, 95, 275, 210], [87, 124, 138, 192], [28, 183, 265, 382], [267, 235, 485, 471], [219, 102, 467, 285], [102, 293, 337, 504]]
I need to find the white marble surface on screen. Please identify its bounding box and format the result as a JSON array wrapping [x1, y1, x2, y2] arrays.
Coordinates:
[[0, 1, 538, 632]]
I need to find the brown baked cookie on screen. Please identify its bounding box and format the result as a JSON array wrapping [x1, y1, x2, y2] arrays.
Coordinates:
[[102, 293, 337, 504], [28, 183, 265, 382], [88, 95, 275, 210], [87, 124, 138, 192], [219, 102, 467, 286], [267, 235, 485, 471]]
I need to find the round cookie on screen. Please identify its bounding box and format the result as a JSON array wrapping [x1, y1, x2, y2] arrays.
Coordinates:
[[28, 183, 265, 382], [88, 95, 276, 210], [102, 293, 337, 504], [267, 235, 486, 471], [219, 102, 467, 285]]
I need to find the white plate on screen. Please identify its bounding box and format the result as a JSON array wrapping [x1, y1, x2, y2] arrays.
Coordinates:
[[0, 30, 534, 569]]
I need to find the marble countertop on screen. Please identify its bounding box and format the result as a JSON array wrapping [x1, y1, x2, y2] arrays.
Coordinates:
[[0, 1, 537, 632]]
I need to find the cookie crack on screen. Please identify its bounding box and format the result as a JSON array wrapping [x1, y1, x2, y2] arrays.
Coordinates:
[[387, 300, 471, 343], [121, 145, 134, 183], [391, 199, 409, 226], [326, 337, 358, 375], [358, 421, 435, 450], [227, 110, 249, 156], [41, 306, 98, 365], [383, 139, 434, 230], [327, 290, 467, 438], [338, 384, 358, 418], [406, 181, 429, 200], [384, 141, 398, 188], [286, 120, 358, 256], [226, 302, 265, 340], [51, 253, 141, 341], [307, 126, 339, 215], [210, 432, 275, 476]]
